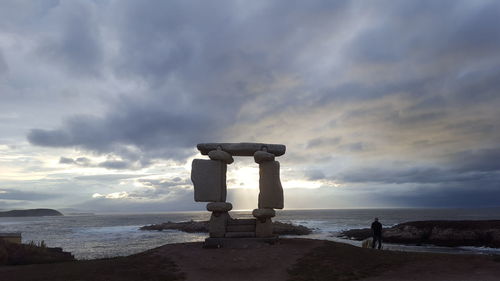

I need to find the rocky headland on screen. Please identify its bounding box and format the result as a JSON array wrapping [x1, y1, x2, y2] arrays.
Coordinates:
[[339, 220, 500, 248], [140, 220, 312, 235], [0, 209, 63, 217]]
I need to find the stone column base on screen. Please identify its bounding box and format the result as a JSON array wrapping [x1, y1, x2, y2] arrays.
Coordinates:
[[252, 208, 276, 238], [207, 202, 233, 238]]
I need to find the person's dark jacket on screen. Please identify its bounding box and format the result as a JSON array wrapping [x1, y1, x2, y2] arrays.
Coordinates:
[[371, 221, 382, 236]]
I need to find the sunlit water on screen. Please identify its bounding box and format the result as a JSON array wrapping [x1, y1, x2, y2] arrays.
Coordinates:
[[1, 208, 500, 259]]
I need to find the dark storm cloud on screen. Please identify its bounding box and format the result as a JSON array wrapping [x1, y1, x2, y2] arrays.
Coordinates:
[[337, 146, 500, 207], [28, 104, 217, 161], [373, 179, 500, 208], [340, 146, 500, 184], [28, 1, 353, 161], [340, 166, 485, 185], [450, 148, 500, 173]]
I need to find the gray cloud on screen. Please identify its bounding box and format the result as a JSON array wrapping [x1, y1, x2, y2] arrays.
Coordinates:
[[73, 174, 142, 181], [0, 0, 497, 210], [60, 156, 139, 170], [36, 1, 102, 76], [0, 188, 59, 201], [306, 137, 342, 149], [0, 49, 7, 76], [59, 156, 75, 164], [450, 148, 500, 173]]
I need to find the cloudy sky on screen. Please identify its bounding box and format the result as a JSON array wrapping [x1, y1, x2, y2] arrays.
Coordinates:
[[1, 0, 500, 213]]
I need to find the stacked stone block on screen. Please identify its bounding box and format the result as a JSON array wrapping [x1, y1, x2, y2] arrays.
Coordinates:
[[191, 142, 285, 243], [253, 150, 284, 237]]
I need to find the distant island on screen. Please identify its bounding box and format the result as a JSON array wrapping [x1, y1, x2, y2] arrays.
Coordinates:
[[0, 209, 63, 217], [339, 220, 500, 248]]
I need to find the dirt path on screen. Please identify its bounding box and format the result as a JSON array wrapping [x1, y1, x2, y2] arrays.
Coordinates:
[[154, 238, 325, 281]]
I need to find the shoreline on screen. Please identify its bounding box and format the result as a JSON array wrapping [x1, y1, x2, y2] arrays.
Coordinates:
[[138, 219, 500, 256], [4, 211, 500, 260], [338, 220, 500, 249]]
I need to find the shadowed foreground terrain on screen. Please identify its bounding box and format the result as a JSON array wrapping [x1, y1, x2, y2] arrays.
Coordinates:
[[1, 238, 500, 281], [0, 240, 73, 265]]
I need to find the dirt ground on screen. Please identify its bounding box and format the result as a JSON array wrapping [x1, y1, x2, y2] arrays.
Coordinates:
[[1, 238, 500, 281], [155, 238, 324, 281]]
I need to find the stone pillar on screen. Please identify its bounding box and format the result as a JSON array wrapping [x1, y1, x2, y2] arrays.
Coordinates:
[[253, 149, 284, 238], [207, 202, 233, 238], [252, 208, 275, 238], [208, 149, 234, 238]]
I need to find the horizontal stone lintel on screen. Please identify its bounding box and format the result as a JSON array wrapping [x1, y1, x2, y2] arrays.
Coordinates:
[[197, 142, 286, 157]]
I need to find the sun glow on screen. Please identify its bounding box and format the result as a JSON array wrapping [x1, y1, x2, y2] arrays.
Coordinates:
[[227, 166, 259, 189]]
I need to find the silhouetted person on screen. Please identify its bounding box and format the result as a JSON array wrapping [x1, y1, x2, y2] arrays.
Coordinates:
[[371, 217, 382, 249]]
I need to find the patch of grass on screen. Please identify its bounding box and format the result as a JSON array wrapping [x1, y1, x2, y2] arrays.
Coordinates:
[[0, 250, 184, 281]]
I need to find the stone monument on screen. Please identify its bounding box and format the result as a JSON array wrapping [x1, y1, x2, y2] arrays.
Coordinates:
[[191, 142, 285, 247]]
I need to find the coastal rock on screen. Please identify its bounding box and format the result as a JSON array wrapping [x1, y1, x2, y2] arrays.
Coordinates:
[[339, 220, 500, 248], [272, 222, 312, 235], [140, 220, 209, 233], [140, 220, 312, 235], [208, 150, 234, 164], [191, 159, 227, 202]]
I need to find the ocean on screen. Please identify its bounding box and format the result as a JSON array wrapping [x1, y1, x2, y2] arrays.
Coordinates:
[[1, 208, 500, 259]]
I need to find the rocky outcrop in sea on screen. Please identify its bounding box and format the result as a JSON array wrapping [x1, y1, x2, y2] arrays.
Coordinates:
[[339, 220, 500, 248], [140, 220, 312, 236]]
